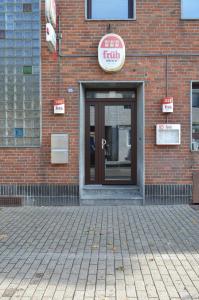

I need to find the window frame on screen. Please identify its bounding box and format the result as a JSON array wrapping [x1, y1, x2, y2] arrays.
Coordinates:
[[86, 0, 136, 21], [181, 0, 199, 20], [191, 82, 199, 152], [0, 0, 41, 148]]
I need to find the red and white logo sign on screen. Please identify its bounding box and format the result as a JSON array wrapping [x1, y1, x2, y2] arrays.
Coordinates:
[[162, 97, 173, 113], [98, 33, 125, 72], [53, 99, 65, 114]]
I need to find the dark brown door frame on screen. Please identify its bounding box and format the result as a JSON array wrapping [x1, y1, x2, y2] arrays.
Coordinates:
[[85, 98, 137, 185]]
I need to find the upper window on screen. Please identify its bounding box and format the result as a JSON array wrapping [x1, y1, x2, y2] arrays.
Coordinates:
[[87, 0, 134, 20], [181, 0, 199, 19]]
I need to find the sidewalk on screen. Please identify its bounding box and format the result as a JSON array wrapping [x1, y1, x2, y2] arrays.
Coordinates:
[[0, 205, 198, 299]]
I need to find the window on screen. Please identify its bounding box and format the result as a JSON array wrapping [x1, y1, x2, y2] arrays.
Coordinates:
[[192, 86, 199, 151], [0, 0, 40, 147], [0, 30, 5, 39], [87, 0, 134, 20], [23, 66, 33, 75], [181, 0, 199, 19], [86, 90, 136, 99], [23, 3, 32, 12]]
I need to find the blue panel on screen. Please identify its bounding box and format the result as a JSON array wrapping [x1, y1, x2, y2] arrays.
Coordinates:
[[6, 30, 15, 38], [24, 57, 32, 64], [7, 39, 15, 47], [32, 39, 39, 47], [0, 41, 6, 48], [6, 4, 15, 12], [7, 57, 15, 64], [6, 48, 15, 56], [32, 22, 39, 29], [24, 31, 32, 39], [33, 48, 39, 55], [24, 40, 32, 47], [32, 3, 39, 11], [15, 31, 23, 38], [32, 31, 39, 38], [32, 13, 39, 21], [16, 4, 22, 11], [92, 0, 128, 19], [182, 0, 199, 19], [14, 128, 23, 137], [0, 22, 5, 30], [0, 14, 5, 21]]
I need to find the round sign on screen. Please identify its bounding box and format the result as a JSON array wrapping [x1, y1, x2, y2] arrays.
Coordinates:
[[98, 33, 125, 72]]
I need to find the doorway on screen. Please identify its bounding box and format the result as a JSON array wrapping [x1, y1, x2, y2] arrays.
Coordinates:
[[85, 90, 137, 185]]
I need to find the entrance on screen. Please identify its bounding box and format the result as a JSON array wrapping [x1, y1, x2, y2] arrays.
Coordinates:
[[85, 90, 137, 185]]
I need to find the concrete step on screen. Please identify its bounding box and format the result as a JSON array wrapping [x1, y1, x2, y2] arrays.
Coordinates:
[[81, 185, 140, 198], [80, 185, 143, 205], [81, 198, 143, 206]]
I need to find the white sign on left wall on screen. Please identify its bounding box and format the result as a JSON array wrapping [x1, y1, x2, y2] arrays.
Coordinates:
[[45, 0, 56, 28], [46, 23, 56, 52]]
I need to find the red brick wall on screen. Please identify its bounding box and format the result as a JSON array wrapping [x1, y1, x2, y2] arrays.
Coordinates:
[[1, 0, 199, 185]]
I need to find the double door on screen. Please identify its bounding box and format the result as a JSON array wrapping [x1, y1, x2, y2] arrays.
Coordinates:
[[85, 99, 137, 185]]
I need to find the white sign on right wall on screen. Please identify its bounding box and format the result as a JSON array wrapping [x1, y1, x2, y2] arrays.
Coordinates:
[[156, 124, 181, 145]]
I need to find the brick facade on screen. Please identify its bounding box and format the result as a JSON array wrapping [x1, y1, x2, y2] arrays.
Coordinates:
[[1, 0, 199, 203]]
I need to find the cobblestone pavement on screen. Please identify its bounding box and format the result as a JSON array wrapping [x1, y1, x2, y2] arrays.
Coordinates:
[[0, 205, 198, 300]]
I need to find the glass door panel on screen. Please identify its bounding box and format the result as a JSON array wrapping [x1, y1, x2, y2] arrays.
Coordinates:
[[89, 105, 95, 181], [104, 105, 132, 182]]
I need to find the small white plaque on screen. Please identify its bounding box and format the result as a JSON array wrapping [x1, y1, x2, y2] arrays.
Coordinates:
[[53, 99, 65, 114], [162, 97, 174, 113]]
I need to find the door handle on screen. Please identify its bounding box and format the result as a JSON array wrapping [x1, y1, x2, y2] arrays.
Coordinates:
[[101, 138, 107, 150]]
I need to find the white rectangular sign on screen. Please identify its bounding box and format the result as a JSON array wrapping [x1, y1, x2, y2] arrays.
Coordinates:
[[45, 0, 56, 28], [46, 23, 56, 53], [156, 124, 181, 145]]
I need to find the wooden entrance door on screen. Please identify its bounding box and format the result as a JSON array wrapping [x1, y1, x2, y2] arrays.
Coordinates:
[[85, 99, 137, 185]]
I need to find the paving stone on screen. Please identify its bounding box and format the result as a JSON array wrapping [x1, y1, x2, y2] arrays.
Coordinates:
[[136, 289, 148, 299], [0, 206, 197, 299], [53, 290, 65, 300], [146, 284, 158, 298], [126, 285, 136, 297]]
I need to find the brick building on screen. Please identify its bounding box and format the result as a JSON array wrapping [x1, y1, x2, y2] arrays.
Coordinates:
[[0, 0, 199, 205]]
